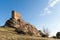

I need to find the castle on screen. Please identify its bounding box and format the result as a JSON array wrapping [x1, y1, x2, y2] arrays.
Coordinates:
[[5, 10, 41, 36]]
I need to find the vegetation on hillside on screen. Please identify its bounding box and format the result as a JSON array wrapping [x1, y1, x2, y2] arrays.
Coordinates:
[[0, 27, 59, 40]]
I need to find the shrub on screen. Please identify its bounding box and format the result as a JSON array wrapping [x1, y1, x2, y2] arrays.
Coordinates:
[[41, 33, 48, 37], [39, 30, 48, 37], [56, 32, 60, 38], [51, 36, 56, 38], [15, 28, 26, 35], [42, 28, 50, 37]]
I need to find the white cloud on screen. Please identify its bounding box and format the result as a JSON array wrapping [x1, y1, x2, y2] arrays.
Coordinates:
[[40, 0, 60, 16], [49, 0, 60, 7], [48, 0, 53, 4]]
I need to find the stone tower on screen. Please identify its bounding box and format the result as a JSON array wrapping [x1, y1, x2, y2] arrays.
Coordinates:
[[12, 10, 21, 20]]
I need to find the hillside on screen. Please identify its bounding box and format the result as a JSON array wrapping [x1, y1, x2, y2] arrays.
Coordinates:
[[0, 27, 59, 40]]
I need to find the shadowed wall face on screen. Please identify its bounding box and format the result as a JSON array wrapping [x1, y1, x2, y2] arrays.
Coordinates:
[[12, 11, 21, 20]]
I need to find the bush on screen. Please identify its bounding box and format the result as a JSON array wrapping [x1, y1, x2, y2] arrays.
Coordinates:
[[17, 30, 26, 34], [51, 36, 56, 38], [15, 28, 26, 35], [56, 32, 60, 38], [41, 33, 48, 37]]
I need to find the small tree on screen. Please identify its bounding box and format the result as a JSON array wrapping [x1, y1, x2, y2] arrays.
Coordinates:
[[42, 28, 50, 37]]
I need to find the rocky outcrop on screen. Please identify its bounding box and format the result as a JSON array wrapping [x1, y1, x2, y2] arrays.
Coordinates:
[[5, 10, 41, 36]]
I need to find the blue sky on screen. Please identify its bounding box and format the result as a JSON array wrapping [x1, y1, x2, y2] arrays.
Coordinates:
[[0, 0, 60, 36]]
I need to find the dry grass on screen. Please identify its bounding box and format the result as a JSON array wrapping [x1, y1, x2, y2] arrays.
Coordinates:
[[0, 27, 59, 40]]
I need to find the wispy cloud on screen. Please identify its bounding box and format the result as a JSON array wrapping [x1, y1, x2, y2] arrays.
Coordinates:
[[40, 0, 60, 16]]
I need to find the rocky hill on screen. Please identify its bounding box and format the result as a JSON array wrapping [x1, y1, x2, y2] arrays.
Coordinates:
[[4, 10, 41, 36]]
